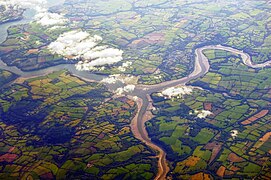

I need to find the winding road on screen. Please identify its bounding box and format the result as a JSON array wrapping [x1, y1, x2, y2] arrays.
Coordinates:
[[1, 5, 271, 180]]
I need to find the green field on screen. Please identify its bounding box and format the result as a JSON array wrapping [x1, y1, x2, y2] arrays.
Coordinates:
[[0, 71, 157, 179], [147, 49, 271, 179], [1, 0, 271, 84]]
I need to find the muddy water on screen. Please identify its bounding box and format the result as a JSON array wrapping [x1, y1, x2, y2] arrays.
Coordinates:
[[1, 3, 268, 179]]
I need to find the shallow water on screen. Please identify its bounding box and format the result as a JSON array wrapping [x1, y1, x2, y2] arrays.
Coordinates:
[[0, 0, 105, 82]]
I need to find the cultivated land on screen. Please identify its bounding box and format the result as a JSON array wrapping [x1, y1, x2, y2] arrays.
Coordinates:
[[0, 69, 18, 87], [0, 71, 157, 179], [1, 0, 271, 84], [147, 49, 271, 179], [0, 5, 24, 25], [0, 0, 271, 179]]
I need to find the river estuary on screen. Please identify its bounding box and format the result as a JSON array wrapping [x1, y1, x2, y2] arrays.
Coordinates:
[[1, 2, 270, 179]]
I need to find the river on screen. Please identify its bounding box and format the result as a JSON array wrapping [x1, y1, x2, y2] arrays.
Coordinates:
[[1, 2, 270, 180], [129, 44, 271, 179]]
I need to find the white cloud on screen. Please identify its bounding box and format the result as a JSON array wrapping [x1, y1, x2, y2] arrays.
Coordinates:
[[1, 0, 124, 70], [115, 87, 125, 95], [160, 85, 195, 99], [0, 0, 68, 30], [102, 75, 137, 95], [0, 0, 47, 11], [133, 96, 138, 101], [79, 55, 123, 67], [34, 11, 68, 27], [48, 25, 67, 31], [75, 62, 106, 71], [118, 61, 132, 72], [83, 48, 123, 60], [230, 130, 238, 139], [48, 30, 102, 58], [194, 110, 213, 118], [124, 84, 135, 92], [101, 74, 138, 85], [154, 75, 163, 79], [115, 84, 135, 95], [101, 75, 119, 84], [48, 30, 124, 69], [122, 61, 132, 68]]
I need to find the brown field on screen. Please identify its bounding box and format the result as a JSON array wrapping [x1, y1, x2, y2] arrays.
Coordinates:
[[224, 170, 234, 176], [185, 156, 200, 167], [204, 142, 222, 164], [97, 133, 105, 139], [145, 32, 165, 42], [8, 146, 15, 153], [0, 153, 18, 163], [129, 39, 149, 48], [227, 152, 244, 162], [27, 49, 39, 54], [38, 56, 46, 63], [229, 165, 240, 172], [40, 172, 54, 179], [241, 110, 269, 125], [216, 166, 226, 177], [206, 119, 217, 125], [204, 102, 212, 111], [142, 68, 157, 74], [258, 132, 271, 143], [191, 172, 212, 180], [251, 132, 271, 152], [129, 33, 165, 48], [211, 108, 223, 116], [255, 157, 269, 166], [1, 48, 13, 53]]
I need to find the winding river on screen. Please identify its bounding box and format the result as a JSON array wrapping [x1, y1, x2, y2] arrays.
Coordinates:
[[131, 45, 271, 179], [1, 3, 271, 180]]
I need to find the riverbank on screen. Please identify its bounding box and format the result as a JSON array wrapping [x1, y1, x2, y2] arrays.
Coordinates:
[[1, 3, 271, 178], [1, 42, 270, 179]]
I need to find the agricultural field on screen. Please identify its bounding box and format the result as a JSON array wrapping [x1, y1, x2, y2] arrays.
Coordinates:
[[147, 49, 271, 179], [1, 0, 271, 84], [0, 23, 71, 71], [0, 0, 271, 179], [190, 49, 271, 99], [0, 71, 157, 179], [0, 69, 18, 87], [0, 5, 24, 25]]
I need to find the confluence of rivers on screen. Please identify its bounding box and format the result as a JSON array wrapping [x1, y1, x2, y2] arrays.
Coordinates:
[[1, 6, 271, 180]]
